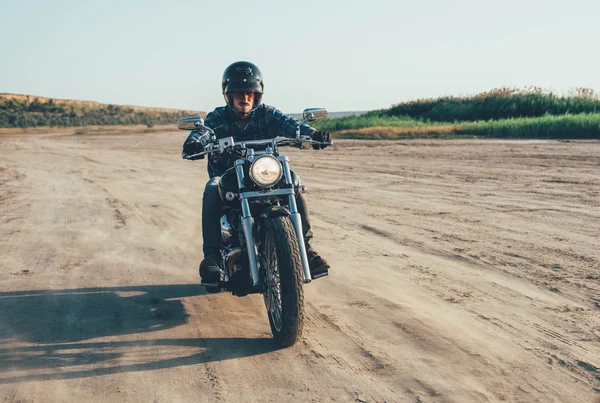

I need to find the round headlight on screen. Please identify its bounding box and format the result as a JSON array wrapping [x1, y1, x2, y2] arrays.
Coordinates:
[[250, 156, 282, 187]]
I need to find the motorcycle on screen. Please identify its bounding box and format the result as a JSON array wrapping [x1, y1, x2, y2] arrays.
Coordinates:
[[178, 108, 331, 347]]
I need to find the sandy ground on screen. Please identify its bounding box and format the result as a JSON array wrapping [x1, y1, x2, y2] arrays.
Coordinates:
[[0, 131, 599, 403]]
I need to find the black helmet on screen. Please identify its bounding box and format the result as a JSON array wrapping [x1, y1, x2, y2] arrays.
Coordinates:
[[222, 61, 264, 110]]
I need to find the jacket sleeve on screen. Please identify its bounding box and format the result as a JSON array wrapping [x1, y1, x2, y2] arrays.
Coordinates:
[[181, 110, 222, 150], [183, 126, 212, 147], [265, 106, 316, 138], [199, 108, 229, 178]]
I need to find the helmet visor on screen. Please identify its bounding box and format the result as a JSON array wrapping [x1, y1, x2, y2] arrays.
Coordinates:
[[223, 79, 263, 94], [225, 91, 263, 110]]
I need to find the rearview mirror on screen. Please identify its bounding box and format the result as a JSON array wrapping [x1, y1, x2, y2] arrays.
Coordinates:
[[177, 116, 205, 130], [302, 108, 328, 122]]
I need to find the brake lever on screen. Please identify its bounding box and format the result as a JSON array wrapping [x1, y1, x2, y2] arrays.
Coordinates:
[[184, 150, 210, 160]]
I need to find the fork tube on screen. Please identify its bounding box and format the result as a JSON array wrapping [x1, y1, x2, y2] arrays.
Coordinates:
[[235, 160, 246, 190], [236, 160, 260, 287], [280, 157, 312, 283]]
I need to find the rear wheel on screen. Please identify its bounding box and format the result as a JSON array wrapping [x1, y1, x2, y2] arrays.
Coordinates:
[[261, 216, 304, 347]]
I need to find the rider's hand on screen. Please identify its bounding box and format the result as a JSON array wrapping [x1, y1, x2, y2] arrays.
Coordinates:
[[311, 131, 331, 150], [183, 140, 205, 159]]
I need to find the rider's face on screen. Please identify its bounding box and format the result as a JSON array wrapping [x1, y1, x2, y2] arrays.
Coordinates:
[[231, 91, 255, 115]]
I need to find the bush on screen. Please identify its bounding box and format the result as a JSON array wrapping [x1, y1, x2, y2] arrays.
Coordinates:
[[381, 88, 600, 122]]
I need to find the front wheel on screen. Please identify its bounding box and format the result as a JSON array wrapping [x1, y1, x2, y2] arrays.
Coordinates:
[[261, 216, 304, 347]]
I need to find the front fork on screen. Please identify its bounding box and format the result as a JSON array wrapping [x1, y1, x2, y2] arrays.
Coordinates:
[[235, 161, 261, 288], [235, 158, 312, 287], [280, 157, 312, 283]]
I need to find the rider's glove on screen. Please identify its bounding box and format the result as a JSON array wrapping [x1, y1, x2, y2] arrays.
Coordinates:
[[182, 140, 205, 159], [311, 131, 331, 150], [182, 128, 212, 159]]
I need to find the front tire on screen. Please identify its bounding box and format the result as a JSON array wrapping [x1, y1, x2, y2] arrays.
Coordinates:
[[204, 285, 221, 293], [261, 216, 304, 347]]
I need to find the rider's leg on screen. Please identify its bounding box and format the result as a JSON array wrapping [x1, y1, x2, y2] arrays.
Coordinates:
[[292, 172, 330, 276], [296, 191, 313, 242], [200, 177, 222, 282]]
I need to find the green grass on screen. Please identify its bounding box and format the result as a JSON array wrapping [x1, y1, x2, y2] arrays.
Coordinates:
[[461, 113, 600, 139], [313, 112, 600, 140], [310, 114, 432, 131]]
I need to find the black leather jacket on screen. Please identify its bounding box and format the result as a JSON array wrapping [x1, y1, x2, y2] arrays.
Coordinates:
[[183, 104, 315, 178]]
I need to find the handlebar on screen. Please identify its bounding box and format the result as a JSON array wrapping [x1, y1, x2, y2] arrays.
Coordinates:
[[183, 135, 333, 160]]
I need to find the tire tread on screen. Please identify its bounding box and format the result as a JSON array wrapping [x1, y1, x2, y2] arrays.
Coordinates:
[[263, 216, 304, 346]]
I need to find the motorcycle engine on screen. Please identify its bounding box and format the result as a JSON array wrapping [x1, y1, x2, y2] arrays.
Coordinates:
[[224, 247, 252, 296]]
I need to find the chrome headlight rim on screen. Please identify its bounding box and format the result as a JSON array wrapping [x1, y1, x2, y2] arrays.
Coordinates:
[[249, 156, 283, 187]]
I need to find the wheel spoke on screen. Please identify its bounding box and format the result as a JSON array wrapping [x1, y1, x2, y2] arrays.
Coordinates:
[[261, 231, 283, 332]]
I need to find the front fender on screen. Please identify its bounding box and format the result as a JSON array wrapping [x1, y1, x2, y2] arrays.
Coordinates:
[[257, 205, 292, 251], [260, 205, 291, 220]]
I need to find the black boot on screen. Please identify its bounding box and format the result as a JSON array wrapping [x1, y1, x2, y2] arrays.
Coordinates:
[[307, 248, 330, 279], [199, 252, 220, 283]]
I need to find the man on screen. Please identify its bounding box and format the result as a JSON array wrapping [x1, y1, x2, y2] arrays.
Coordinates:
[[182, 61, 331, 283]]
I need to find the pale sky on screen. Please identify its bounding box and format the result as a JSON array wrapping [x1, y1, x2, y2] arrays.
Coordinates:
[[1, 0, 599, 113]]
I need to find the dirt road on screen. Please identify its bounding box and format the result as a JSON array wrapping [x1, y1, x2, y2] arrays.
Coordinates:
[[1, 132, 599, 402]]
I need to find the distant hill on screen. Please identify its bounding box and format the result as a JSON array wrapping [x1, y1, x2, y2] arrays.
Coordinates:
[[0, 93, 205, 128]]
